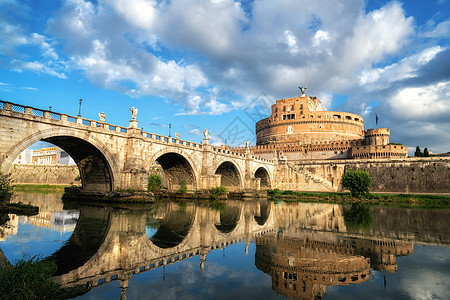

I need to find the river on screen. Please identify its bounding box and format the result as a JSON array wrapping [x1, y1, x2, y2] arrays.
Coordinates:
[[0, 192, 449, 299]]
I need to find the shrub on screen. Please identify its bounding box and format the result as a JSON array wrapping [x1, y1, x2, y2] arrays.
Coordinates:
[[148, 174, 162, 193], [210, 186, 227, 200], [0, 172, 14, 203], [341, 169, 372, 197], [178, 180, 188, 195]]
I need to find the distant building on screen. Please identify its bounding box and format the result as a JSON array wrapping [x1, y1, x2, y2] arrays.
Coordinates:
[[12, 149, 33, 165], [14, 147, 75, 165], [32, 147, 59, 165]]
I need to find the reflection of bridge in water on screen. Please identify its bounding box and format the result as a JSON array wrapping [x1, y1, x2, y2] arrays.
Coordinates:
[[47, 200, 450, 299], [53, 201, 275, 293]]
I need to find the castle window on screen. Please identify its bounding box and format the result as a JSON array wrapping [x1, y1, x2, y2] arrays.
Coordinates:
[[345, 116, 352, 120], [282, 114, 295, 120], [283, 106, 286, 112], [333, 115, 341, 119], [355, 118, 359, 121], [300, 104, 303, 109], [300, 110, 303, 115], [291, 105, 294, 110]]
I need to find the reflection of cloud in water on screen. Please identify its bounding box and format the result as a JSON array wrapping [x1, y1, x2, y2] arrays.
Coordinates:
[[404, 271, 448, 300], [115, 245, 277, 300]]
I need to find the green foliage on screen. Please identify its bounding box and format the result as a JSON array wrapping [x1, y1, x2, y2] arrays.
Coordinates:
[[0, 255, 60, 299], [178, 180, 188, 194], [0, 172, 14, 203], [210, 186, 227, 200], [344, 203, 373, 230], [415, 146, 431, 157], [341, 169, 372, 197], [148, 173, 162, 193]]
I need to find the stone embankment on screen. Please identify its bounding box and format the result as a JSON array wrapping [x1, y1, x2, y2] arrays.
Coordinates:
[[10, 164, 79, 185], [274, 157, 450, 194]]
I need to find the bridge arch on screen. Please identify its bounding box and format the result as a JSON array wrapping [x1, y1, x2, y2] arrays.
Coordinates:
[[254, 166, 272, 189], [1, 128, 119, 192], [214, 159, 244, 191], [147, 149, 199, 192]]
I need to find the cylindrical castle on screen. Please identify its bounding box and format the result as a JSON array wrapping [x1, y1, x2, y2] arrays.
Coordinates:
[[256, 96, 365, 145]]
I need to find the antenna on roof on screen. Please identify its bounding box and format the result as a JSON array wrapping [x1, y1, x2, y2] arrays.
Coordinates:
[[305, 68, 307, 95]]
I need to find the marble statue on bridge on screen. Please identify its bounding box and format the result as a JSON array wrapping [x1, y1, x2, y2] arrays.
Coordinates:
[[129, 107, 138, 120], [98, 112, 106, 123]]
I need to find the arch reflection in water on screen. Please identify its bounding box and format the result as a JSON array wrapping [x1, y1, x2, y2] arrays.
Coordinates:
[[149, 204, 195, 248]]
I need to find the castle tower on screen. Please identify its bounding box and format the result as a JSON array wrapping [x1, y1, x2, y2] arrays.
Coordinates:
[[364, 128, 390, 146]]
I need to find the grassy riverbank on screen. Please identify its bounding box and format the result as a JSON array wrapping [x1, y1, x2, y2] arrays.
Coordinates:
[[13, 184, 72, 193], [267, 189, 450, 209], [0, 256, 88, 299]]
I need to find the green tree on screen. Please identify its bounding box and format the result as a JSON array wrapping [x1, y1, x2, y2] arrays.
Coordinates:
[[147, 174, 162, 193], [414, 146, 422, 157], [341, 169, 372, 197], [0, 172, 14, 203], [423, 148, 429, 157]]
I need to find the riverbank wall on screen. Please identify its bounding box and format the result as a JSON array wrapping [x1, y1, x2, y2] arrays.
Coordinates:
[[9, 164, 80, 185], [274, 157, 450, 194]]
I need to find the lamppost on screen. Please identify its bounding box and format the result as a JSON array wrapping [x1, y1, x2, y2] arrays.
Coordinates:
[[78, 98, 82, 117], [169, 123, 171, 137]]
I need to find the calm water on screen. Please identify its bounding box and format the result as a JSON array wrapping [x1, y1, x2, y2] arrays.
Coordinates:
[[1, 192, 449, 300]]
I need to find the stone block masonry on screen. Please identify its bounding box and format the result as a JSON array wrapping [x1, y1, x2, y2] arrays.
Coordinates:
[[10, 164, 80, 185]]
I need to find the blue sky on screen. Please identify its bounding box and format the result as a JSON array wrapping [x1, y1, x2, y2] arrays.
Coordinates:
[[0, 0, 449, 153]]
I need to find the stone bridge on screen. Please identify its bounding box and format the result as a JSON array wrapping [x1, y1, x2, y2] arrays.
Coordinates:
[[0, 101, 274, 193]]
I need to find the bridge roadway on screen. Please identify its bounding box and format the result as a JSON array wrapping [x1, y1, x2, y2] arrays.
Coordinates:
[[0, 100, 274, 193]]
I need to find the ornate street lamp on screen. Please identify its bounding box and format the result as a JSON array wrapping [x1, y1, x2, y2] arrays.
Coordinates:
[[78, 98, 82, 117]]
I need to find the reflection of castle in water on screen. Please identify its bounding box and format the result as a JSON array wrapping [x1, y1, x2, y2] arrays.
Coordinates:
[[255, 230, 416, 299], [255, 232, 370, 299]]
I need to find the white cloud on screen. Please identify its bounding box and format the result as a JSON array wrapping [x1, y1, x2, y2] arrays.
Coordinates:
[[423, 20, 450, 38], [388, 81, 450, 120], [358, 46, 444, 88], [284, 30, 299, 55], [186, 129, 202, 136]]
